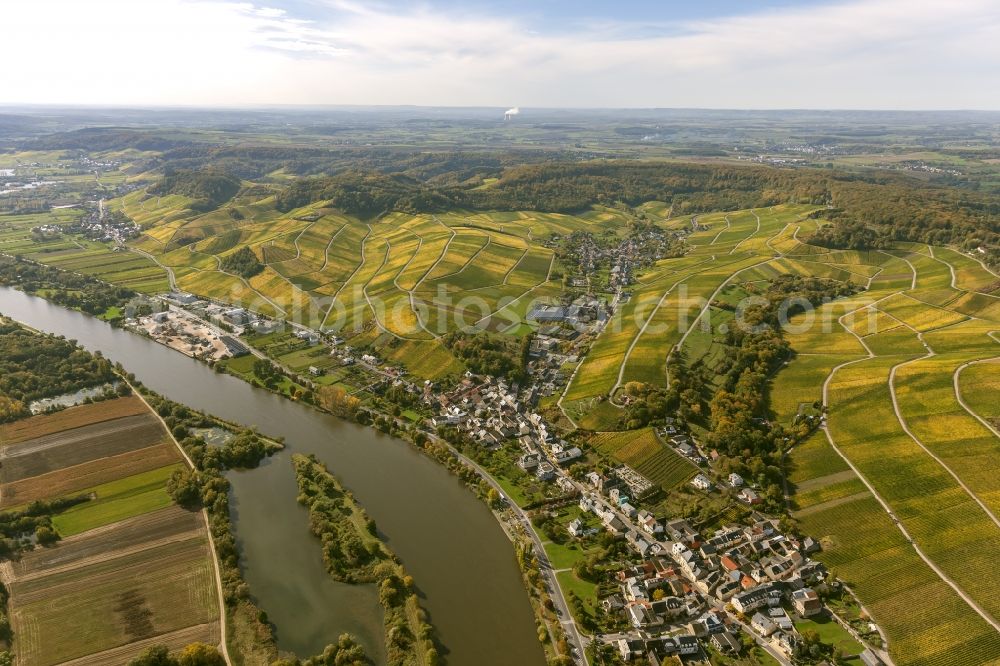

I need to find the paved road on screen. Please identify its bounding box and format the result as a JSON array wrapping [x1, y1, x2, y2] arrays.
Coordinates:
[[431, 438, 591, 665]]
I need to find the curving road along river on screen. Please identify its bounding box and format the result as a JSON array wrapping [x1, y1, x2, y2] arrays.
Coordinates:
[[0, 286, 545, 666]]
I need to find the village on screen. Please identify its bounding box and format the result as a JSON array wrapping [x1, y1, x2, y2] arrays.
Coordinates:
[[123, 281, 891, 666], [424, 369, 888, 666], [547, 224, 684, 293]]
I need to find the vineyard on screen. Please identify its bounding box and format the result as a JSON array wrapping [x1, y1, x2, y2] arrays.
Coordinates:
[[4, 172, 1000, 665], [590, 429, 696, 492]]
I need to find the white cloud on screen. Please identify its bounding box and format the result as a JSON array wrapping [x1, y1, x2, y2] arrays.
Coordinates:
[[2, 0, 998, 108]]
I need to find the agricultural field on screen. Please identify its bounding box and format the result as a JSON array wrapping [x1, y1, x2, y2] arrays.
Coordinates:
[[768, 237, 1000, 665], [957, 361, 1000, 426], [0, 209, 170, 294], [589, 428, 697, 492], [0, 396, 222, 665]]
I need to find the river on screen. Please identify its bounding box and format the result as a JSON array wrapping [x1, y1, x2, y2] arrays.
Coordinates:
[[0, 286, 546, 666]]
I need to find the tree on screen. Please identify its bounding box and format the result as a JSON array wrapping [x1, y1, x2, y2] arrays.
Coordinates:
[[0, 396, 25, 423], [128, 645, 175, 666], [166, 468, 202, 508], [177, 643, 226, 666], [34, 525, 59, 546], [317, 386, 361, 419]]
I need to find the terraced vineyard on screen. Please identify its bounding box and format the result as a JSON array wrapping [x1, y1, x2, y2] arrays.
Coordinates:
[[590, 428, 697, 492], [105, 193, 636, 378], [772, 241, 1000, 665], [558, 204, 1000, 665], [6, 178, 1000, 665]]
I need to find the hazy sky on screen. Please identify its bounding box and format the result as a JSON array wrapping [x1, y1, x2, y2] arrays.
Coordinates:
[[5, 0, 999, 109]]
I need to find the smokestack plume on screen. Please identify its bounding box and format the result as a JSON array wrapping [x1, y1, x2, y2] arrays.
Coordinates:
[[504, 107, 520, 120]]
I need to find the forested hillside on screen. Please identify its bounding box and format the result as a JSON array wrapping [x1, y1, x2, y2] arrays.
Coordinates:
[[264, 162, 998, 263], [149, 169, 241, 211]]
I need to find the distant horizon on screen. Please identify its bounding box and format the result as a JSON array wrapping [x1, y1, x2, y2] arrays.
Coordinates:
[[6, 0, 999, 109], [3, 104, 1000, 114]]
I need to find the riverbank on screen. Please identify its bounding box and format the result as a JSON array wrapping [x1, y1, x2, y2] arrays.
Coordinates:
[[125, 383, 282, 666], [294, 454, 439, 666], [0, 284, 547, 666], [0, 260, 578, 664]]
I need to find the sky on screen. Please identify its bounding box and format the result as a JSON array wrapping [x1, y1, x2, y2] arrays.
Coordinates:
[[4, 0, 999, 109]]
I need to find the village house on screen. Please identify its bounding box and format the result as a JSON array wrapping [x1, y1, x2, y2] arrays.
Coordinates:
[[711, 630, 742, 654], [768, 607, 794, 631], [616, 638, 645, 662], [637, 509, 663, 535], [691, 474, 713, 491], [791, 587, 823, 617], [751, 612, 778, 637], [568, 518, 597, 538], [518, 452, 541, 470], [731, 584, 778, 614], [535, 462, 555, 481]]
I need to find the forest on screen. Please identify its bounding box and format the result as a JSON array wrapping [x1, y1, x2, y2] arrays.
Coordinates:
[[149, 169, 241, 211], [0, 321, 117, 422], [219, 246, 263, 278]]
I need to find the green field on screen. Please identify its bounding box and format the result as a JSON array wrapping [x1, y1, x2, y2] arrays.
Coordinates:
[[51, 464, 182, 536], [793, 615, 864, 658]]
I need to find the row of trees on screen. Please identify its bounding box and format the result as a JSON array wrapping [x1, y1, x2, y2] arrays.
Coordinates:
[[293, 454, 439, 666], [128, 642, 225, 666], [0, 256, 140, 318]]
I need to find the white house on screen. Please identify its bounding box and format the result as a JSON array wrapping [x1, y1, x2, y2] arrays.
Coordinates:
[[691, 474, 713, 491]]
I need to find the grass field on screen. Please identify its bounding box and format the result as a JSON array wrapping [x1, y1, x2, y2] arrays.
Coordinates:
[[50, 464, 182, 536], [793, 614, 864, 657]]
